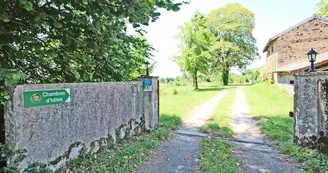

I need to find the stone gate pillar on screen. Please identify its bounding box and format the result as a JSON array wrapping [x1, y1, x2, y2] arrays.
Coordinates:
[[294, 72, 328, 154], [139, 76, 159, 130]]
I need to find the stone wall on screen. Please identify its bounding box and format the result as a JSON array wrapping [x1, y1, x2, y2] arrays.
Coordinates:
[[294, 72, 328, 154], [278, 18, 328, 68], [277, 72, 295, 94], [4, 77, 159, 170]]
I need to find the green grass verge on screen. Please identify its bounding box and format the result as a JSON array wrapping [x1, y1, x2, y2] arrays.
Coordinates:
[[244, 83, 328, 172], [201, 88, 236, 137], [200, 139, 240, 173]]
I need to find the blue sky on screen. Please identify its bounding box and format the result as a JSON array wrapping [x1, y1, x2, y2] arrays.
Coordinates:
[[145, 0, 319, 77]]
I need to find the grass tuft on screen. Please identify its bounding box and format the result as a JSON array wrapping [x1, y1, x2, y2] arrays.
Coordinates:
[[160, 114, 181, 130], [200, 139, 240, 173]]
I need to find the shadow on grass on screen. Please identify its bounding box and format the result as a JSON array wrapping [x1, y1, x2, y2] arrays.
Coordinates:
[[160, 114, 181, 131], [227, 83, 252, 87], [196, 87, 224, 92], [196, 83, 252, 92], [202, 122, 234, 138]]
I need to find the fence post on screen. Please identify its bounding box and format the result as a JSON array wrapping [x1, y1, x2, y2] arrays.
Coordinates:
[[139, 76, 159, 130]]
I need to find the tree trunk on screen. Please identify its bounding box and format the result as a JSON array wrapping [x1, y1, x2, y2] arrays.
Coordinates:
[[0, 79, 4, 144], [194, 69, 198, 90], [222, 68, 229, 86], [192, 77, 195, 87], [0, 79, 6, 168]]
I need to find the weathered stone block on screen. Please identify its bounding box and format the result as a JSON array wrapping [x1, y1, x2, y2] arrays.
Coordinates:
[[294, 72, 328, 153]]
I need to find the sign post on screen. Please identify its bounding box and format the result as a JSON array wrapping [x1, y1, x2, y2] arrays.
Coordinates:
[[23, 88, 70, 108]]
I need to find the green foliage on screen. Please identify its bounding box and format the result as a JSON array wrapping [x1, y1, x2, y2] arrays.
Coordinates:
[[0, 143, 27, 173], [202, 88, 235, 137], [317, 0, 328, 17], [160, 115, 181, 131], [172, 87, 178, 95], [0, 0, 187, 83], [226, 68, 261, 84], [159, 77, 175, 84], [173, 11, 212, 89], [0, 69, 26, 105], [256, 65, 272, 83], [229, 74, 246, 84], [24, 162, 52, 173], [200, 139, 240, 173], [159, 76, 190, 86], [0, 69, 27, 87], [207, 3, 259, 85], [156, 128, 170, 140], [242, 69, 260, 82], [245, 83, 328, 172], [0, 143, 53, 172]]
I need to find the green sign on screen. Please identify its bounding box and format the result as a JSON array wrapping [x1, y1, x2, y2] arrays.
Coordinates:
[[23, 89, 70, 108]]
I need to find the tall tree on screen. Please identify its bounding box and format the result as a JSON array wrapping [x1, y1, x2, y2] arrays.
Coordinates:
[[173, 11, 211, 89], [317, 0, 328, 17], [0, 0, 187, 83], [207, 3, 258, 85]]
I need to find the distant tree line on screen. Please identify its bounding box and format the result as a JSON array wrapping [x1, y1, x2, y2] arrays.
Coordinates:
[[159, 66, 266, 86]]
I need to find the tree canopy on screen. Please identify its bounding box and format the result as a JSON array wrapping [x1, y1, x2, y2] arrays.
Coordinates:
[[0, 0, 187, 83], [172, 3, 258, 86], [172, 11, 211, 89], [317, 0, 328, 17], [207, 3, 259, 85]]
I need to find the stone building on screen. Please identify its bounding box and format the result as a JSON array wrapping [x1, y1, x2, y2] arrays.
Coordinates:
[[263, 14, 328, 93]]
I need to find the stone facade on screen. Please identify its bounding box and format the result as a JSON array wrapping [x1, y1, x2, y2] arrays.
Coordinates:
[[266, 17, 328, 69], [4, 76, 159, 171], [294, 72, 328, 154], [279, 18, 328, 67], [267, 52, 279, 81]]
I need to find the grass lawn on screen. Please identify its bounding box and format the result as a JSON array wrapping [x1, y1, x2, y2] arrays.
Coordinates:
[[56, 83, 224, 172], [160, 83, 224, 120], [200, 87, 240, 173], [244, 83, 328, 172]]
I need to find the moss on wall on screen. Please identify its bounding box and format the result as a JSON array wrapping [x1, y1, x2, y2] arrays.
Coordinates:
[[49, 118, 146, 168]]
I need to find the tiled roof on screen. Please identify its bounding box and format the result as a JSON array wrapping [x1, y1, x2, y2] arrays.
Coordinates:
[[263, 14, 328, 53], [275, 52, 328, 73]]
